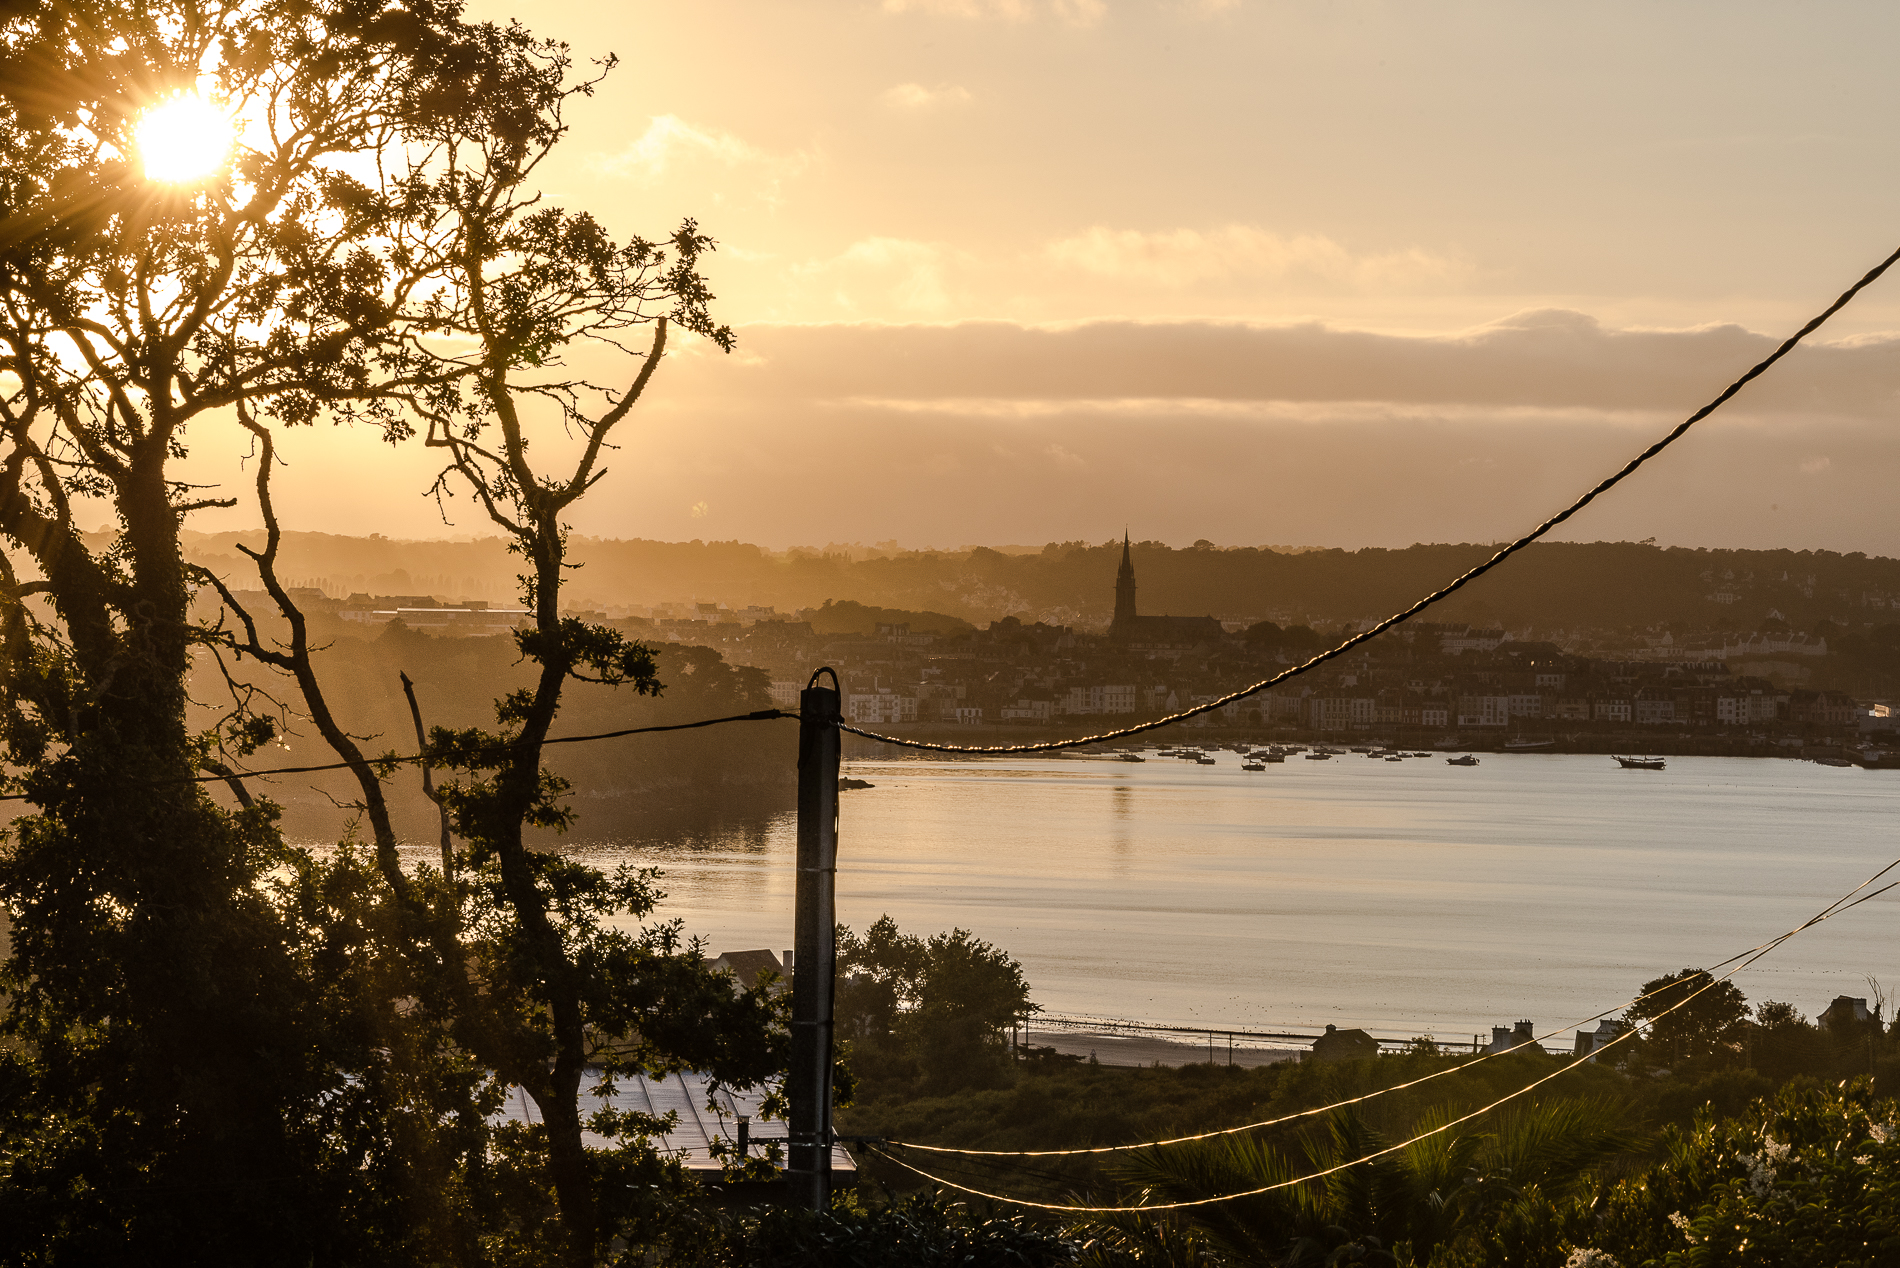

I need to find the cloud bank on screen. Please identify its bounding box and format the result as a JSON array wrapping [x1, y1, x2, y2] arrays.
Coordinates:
[[1045, 225, 1466, 292], [181, 313, 1900, 558]]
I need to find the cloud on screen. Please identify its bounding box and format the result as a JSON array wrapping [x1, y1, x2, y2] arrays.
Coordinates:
[[364, 313, 1900, 554], [1045, 224, 1465, 291], [883, 82, 974, 109], [880, 0, 1104, 25], [592, 116, 812, 205], [788, 238, 966, 315], [669, 313, 1900, 418]]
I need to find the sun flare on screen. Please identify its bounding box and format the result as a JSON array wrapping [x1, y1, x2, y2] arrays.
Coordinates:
[[134, 93, 234, 184]]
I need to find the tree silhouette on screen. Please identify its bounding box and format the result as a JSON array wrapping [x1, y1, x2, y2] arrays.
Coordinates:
[[0, 2, 773, 1262], [1628, 968, 1750, 1069]]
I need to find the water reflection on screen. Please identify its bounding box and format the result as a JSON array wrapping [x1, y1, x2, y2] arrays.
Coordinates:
[[1109, 783, 1135, 873], [346, 753, 1900, 1042], [564, 753, 1900, 1040]]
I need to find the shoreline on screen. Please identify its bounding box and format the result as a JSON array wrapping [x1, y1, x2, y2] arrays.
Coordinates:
[[1023, 1027, 1303, 1070], [845, 726, 1892, 765]]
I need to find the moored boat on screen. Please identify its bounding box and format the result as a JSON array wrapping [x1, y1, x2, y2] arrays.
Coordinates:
[[1446, 754, 1479, 766], [1613, 755, 1665, 770]]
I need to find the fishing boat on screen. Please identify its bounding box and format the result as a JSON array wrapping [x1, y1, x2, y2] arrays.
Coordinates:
[[1242, 761, 1265, 771], [1446, 754, 1479, 766], [1613, 755, 1665, 770]]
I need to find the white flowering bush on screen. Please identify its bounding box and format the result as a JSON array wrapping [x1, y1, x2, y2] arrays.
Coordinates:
[[1591, 1079, 1900, 1266], [1562, 1250, 1620, 1268]]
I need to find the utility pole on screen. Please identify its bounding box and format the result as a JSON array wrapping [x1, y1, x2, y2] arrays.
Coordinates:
[[789, 670, 841, 1211]]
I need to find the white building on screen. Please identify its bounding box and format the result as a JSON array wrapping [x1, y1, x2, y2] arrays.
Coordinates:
[[1063, 684, 1139, 715], [845, 692, 917, 726], [1456, 696, 1510, 727], [1593, 697, 1632, 724]]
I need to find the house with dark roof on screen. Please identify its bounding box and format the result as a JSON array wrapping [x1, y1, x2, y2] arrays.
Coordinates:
[[1309, 1024, 1380, 1063], [1571, 1018, 1627, 1062], [1485, 1020, 1539, 1054], [705, 948, 790, 994]]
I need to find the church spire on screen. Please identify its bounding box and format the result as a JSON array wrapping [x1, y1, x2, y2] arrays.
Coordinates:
[[1113, 530, 1137, 629]]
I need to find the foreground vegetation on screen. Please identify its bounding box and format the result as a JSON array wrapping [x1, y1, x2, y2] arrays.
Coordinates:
[[826, 931, 1900, 1266]]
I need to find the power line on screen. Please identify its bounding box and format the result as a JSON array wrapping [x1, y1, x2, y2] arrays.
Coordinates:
[[0, 708, 797, 802], [837, 241, 1900, 756], [862, 877, 1889, 1213], [879, 855, 1898, 1160]]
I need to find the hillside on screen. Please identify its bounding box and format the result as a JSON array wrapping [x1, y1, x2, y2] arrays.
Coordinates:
[[175, 530, 1900, 634]]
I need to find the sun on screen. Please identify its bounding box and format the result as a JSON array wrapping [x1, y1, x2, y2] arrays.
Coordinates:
[[134, 93, 234, 184]]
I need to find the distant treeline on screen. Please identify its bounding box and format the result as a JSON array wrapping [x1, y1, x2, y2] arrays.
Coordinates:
[[177, 620, 795, 845], [175, 530, 1900, 632]]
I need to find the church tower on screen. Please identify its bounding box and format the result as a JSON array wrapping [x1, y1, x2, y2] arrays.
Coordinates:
[[1112, 531, 1137, 629]]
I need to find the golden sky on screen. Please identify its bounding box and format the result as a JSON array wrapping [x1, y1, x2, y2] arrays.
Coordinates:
[[200, 1, 1900, 553]]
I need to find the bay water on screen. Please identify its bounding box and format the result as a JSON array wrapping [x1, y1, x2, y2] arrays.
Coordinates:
[[569, 752, 1900, 1044]]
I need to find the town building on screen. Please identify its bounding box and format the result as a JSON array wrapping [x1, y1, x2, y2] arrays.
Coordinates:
[[1571, 1018, 1627, 1062], [1484, 1020, 1539, 1054], [1109, 534, 1224, 648], [1309, 1024, 1380, 1062]]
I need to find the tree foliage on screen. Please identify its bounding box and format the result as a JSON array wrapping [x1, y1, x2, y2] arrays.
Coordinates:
[[0, 1, 778, 1263], [1628, 968, 1750, 1070], [837, 915, 1036, 1092]]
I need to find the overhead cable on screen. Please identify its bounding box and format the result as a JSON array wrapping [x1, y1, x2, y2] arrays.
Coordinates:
[[881, 855, 1899, 1160], [837, 242, 1900, 756], [864, 871, 1893, 1213], [0, 708, 797, 802]]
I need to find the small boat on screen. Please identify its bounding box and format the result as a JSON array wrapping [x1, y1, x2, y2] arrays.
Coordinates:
[[1385, 755, 1403, 761], [1613, 755, 1665, 770], [1304, 751, 1332, 760], [1446, 754, 1479, 766], [1504, 738, 1556, 750], [1814, 756, 1853, 768], [1195, 756, 1217, 765], [1242, 761, 1265, 771], [1118, 753, 1146, 762], [1262, 752, 1286, 763]]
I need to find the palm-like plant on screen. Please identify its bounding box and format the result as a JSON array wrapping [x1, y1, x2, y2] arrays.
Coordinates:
[[1108, 1097, 1642, 1266]]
